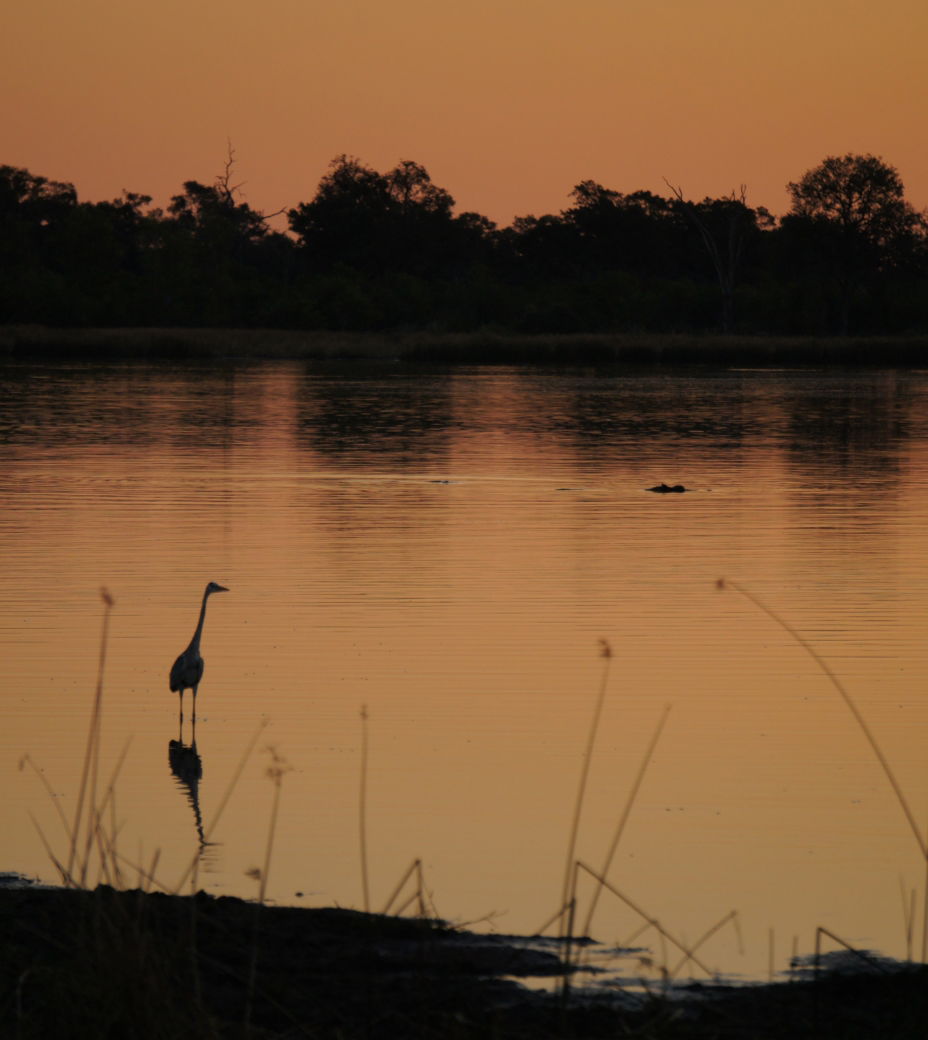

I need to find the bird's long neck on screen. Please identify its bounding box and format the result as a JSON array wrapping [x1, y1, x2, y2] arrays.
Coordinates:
[[188, 588, 211, 654]]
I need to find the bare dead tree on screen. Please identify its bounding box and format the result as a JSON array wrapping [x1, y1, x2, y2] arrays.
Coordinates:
[[665, 180, 753, 334], [215, 140, 247, 207], [215, 140, 286, 223]]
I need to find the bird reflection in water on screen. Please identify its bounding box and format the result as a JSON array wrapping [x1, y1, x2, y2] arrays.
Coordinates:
[[168, 720, 219, 870]]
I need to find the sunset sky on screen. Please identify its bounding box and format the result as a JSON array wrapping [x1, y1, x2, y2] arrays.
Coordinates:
[[4, 0, 926, 228]]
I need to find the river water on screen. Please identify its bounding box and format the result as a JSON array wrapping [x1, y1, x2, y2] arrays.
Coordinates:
[[3, 358, 928, 984]]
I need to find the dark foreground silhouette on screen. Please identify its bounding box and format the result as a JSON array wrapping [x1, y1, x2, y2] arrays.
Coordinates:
[[2, 882, 927, 1038]]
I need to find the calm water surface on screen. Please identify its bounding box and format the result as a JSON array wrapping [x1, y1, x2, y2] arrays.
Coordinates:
[[3, 359, 928, 983]]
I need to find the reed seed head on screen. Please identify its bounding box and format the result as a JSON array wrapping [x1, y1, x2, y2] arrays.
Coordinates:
[[264, 744, 293, 785]]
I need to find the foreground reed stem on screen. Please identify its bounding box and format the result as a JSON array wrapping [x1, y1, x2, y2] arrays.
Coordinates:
[[581, 703, 672, 938], [359, 704, 371, 913], [245, 746, 291, 1032], [719, 578, 927, 861], [67, 587, 114, 885], [560, 640, 613, 930], [576, 861, 717, 978], [381, 858, 423, 916]]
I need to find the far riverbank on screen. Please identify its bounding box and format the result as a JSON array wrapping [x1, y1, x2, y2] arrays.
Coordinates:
[[3, 325, 928, 366]]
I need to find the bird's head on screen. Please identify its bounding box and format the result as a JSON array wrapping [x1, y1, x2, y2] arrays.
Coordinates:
[[206, 582, 229, 596]]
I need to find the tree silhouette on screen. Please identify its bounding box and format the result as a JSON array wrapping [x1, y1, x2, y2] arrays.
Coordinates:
[[0, 165, 80, 321], [665, 183, 773, 333], [159, 147, 292, 325], [785, 153, 926, 333], [564, 181, 680, 276], [386, 160, 454, 217], [168, 146, 273, 251], [2, 151, 927, 336], [289, 155, 469, 281]]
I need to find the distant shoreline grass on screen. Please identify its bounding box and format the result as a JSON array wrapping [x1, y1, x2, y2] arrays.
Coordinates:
[[3, 324, 928, 366]]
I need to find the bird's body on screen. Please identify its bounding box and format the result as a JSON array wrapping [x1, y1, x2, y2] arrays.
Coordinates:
[[170, 581, 228, 721]]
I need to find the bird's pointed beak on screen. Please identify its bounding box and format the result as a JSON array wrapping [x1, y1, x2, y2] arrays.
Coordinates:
[[216, 584, 229, 593]]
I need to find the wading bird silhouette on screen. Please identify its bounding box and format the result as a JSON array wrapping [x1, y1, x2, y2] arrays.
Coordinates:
[[169, 582, 229, 723]]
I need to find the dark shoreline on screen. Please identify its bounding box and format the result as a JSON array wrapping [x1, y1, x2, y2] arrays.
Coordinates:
[[3, 324, 928, 366], [3, 882, 928, 1038]]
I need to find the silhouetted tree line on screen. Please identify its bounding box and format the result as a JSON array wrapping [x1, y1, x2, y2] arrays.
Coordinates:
[[2, 151, 926, 335]]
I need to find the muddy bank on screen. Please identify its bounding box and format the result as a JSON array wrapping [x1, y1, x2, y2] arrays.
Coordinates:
[[3, 882, 928, 1038], [1, 883, 557, 1038]]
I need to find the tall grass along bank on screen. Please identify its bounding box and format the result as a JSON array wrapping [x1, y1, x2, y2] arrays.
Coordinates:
[[3, 325, 928, 365]]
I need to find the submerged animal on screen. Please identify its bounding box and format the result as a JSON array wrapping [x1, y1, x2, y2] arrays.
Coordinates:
[[169, 581, 229, 720], [647, 483, 687, 493]]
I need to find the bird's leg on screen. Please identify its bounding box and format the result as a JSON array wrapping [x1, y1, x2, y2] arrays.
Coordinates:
[[192, 685, 198, 724], [179, 690, 184, 727]]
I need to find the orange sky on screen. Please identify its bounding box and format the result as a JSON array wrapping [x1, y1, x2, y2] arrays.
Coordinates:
[[4, 0, 927, 228]]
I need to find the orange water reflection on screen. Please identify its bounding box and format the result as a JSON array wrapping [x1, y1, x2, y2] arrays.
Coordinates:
[[3, 362, 928, 982]]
